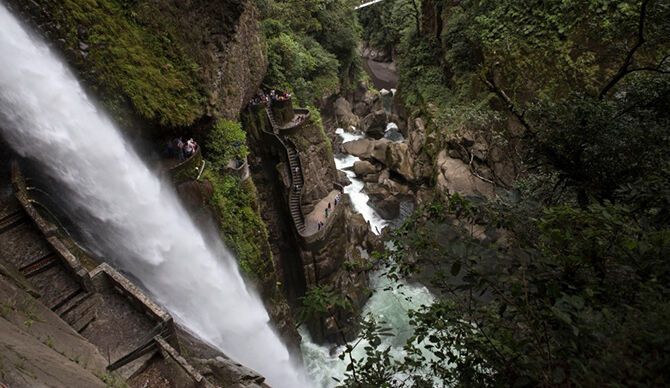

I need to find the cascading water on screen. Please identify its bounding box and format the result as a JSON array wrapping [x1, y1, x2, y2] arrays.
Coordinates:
[[0, 4, 305, 387], [302, 127, 434, 386]]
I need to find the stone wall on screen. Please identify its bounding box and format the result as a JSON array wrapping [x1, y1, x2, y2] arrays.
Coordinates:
[[9, 162, 268, 387]]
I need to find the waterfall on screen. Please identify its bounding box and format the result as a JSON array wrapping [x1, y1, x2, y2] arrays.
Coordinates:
[[0, 4, 305, 387]]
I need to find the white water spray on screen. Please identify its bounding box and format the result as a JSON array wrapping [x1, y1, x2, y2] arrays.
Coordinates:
[[0, 4, 305, 386]]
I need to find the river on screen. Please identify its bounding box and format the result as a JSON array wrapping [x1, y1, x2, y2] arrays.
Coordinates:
[[302, 126, 434, 387]]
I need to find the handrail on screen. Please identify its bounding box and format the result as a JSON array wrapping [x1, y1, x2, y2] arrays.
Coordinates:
[[26, 187, 101, 256], [259, 92, 308, 235], [167, 147, 203, 184]]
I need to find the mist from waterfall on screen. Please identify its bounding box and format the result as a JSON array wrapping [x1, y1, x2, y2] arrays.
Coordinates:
[[0, 4, 305, 387]]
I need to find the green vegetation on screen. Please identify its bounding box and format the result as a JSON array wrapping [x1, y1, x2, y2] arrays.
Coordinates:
[[204, 169, 273, 282], [205, 119, 249, 170], [256, 0, 363, 103], [98, 372, 128, 388], [339, 0, 670, 386], [38, 0, 207, 127]]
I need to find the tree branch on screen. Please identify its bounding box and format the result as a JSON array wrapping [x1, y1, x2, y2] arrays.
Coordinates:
[[481, 71, 532, 133], [599, 0, 652, 99]]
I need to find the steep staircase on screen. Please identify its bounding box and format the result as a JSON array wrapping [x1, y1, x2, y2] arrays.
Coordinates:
[[262, 99, 307, 234], [286, 141, 305, 233], [0, 193, 97, 332]]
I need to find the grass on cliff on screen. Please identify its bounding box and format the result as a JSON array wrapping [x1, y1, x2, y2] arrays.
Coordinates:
[[49, 0, 206, 126], [203, 169, 273, 281], [205, 119, 249, 170]]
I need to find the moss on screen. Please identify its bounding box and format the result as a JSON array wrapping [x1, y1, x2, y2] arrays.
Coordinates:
[[203, 168, 273, 281], [40, 0, 207, 127], [206, 119, 249, 170]]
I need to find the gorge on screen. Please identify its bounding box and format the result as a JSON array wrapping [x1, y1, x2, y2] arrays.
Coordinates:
[[1, 0, 669, 387]]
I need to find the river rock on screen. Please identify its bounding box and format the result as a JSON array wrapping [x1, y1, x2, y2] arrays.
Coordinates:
[[333, 97, 360, 130], [361, 109, 388, 139], [337, 170, 351, 187], [370, 196, 400, 220], [353, 160, 378, 177], [342, 139, 374, 157], [341, 138, 390, 165], [363, 173, 380, 183], [385, 142, 415, 181], [365, 183, 400, 220], [353, 102, 369, 117]]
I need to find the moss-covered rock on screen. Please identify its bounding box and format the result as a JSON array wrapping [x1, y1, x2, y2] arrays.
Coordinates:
[[204, 169, 273, 283], [6, 0, 267, 132]]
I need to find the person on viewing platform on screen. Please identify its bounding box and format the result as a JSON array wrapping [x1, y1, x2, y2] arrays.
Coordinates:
[[184, 138, 198, 158], [176, 137, 185, 160]]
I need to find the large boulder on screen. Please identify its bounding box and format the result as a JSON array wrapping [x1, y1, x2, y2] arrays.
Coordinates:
[[353, 160, 378, 177], [361, 109, 388, 139], [342, 139, 375, 157], [385, 142, 415, 181], [342, 138, 390, 164], [435, 150, 495, 198], [365, 184, 400, 220], [408, 117, 426, 155], [333, 97, 360, 130]]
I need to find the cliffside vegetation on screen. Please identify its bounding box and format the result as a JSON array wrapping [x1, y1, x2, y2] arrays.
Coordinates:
[[205, 119, 250, 170], [204, 168, 273, 282], [343, 0, 670, 386], [256, 0, 364, 103]]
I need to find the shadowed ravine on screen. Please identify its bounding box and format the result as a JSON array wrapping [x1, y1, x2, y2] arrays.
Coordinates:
[[0, 4, 306, 387]]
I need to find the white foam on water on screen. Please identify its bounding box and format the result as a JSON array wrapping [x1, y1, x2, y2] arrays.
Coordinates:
[[335, 128, 387, 234]]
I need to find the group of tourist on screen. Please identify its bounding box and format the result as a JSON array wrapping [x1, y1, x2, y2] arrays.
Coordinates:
[[317, 194, 342, 231], [269, 89, 291, 102], [248, 94, 269, 106], [165, 137, 199, 161], [248, 89, 292, 107]]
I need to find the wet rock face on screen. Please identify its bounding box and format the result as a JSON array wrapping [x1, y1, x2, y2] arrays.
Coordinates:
[[360, 44, 393, 63]]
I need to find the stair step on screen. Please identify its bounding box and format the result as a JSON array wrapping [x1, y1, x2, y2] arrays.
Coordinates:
[[61, 293, 100, 329], [0, 210, 26, 234], [54, 289, 91, 317], [71, 305, 97, 333], [20, 252, 58, 278]]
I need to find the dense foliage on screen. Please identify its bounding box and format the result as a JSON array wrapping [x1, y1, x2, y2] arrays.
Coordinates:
[[205, 119, 249, 170], [204, 169, 273, 282], [256, 0, 364, 103], [341, 0, 670, 386]]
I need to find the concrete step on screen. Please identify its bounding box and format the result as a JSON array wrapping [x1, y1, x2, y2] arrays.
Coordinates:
[[61, 293, 101, 331], [54, 289, 91, 317], [30, 264, 83, 310], [0, 209, 25, 234], [71, 301, 98, 333], [20, 252, 58, 278], [0, 223, 54, 269]]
